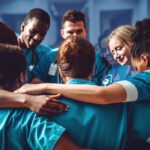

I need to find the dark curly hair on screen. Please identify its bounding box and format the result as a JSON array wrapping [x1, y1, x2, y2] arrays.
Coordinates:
[[24, 8, 50, 26], [131, 19, 150, 58]]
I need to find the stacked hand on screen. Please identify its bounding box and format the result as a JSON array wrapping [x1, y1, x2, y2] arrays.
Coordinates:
[[14, 84, 69, 116]]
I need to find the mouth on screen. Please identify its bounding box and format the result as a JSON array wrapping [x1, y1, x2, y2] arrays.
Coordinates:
[[117, 56, 124, 63]]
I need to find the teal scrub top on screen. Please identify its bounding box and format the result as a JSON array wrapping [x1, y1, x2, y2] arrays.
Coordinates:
[[0, 108, 65, 150], [33, 47, 109, 85], [22, 44, 52, 83], [51, 79, 127, 150]]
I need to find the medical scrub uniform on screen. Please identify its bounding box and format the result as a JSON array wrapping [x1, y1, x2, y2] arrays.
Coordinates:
[[33, 47, 109, 85], [117, 71, 150, 148], [51, 79, 127, 150], [0, 108, 65, 150], [100, 63, 138, 86], [22, 44, 52, 83]]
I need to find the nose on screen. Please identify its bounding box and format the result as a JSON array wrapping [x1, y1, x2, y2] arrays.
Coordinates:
[[73, 32, 78, 36], [113, 51, 120, 60]]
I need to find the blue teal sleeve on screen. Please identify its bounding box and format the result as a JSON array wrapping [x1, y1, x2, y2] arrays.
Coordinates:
[[0, 109, 65, 150], [126, 71, 150, 101], [25, 112, 66, 150]]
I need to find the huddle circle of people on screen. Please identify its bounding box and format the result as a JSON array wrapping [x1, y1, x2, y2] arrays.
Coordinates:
[[0, 8, 150, 150]]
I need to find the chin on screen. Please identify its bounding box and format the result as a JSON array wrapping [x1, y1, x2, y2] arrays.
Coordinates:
[[118, 59, 129, 66]]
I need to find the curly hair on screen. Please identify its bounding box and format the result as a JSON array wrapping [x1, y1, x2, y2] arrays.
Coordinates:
[[24, 8, 50, 26], [131, 19, 150, 58]]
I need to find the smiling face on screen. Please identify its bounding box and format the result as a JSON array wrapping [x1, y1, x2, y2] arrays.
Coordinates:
[[109, 36, 131, 66], [61, 21, 88, 39], [20, 17, 49, 49]]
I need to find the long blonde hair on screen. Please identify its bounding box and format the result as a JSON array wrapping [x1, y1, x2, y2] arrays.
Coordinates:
[[108, 25, 135, 49]]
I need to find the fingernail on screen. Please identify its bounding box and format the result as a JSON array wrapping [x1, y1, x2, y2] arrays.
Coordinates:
[[65, 106, 69, 111]]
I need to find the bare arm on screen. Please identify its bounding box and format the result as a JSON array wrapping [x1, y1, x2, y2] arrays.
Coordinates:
[[0, 89, 29, 107], [0, 89, 68, 115], [31, 77, 43, 84], [54, 132, 94, 150], [15, 83, 127, 104]]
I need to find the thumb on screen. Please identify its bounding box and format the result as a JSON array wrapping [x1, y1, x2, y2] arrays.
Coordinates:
[[49, 94, 62, 99]]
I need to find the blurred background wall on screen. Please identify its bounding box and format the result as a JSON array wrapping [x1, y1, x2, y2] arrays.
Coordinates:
[[0, 0, 149, 48]]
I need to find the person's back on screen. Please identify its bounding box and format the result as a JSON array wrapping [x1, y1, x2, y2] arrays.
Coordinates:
[[52, 79, 127, 149], [50, 36, 127, 149], [0, 44, 67, 150]]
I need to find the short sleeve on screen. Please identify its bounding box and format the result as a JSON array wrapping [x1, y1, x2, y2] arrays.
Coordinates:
[[26, 113, 66, 150], [116, 72, 150, 101]]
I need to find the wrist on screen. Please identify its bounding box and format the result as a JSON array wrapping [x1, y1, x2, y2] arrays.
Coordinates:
[[21, 94, 33, 108]]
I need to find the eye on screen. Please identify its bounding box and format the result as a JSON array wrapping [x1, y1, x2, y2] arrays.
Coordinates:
[[116, 46, 122, 51], [30, 29, 38, 34], [40, 32, 46, 37], [68, 31, 73, 35], [111, 50, 115, 55], [76, 29, 83, 34]]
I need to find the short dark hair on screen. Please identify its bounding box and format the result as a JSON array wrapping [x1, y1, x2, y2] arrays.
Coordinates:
[[57, 36, 95, 79], [131, 18, 150, 58], [24, 8, 50, 26], [0, 22, 18, 45], [0, 44, 26, 91], [62, 9, 86, 28]]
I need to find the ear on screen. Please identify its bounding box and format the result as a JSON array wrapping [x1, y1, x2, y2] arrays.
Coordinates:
[[20, 72, 27, 85], [60, 28, 65, 39], [141, 54, 150, 67], [88, 68, 94, 81], [21, 22, 26, 32], [58, 67, 66, 82], [14, 72, 26, 90], [85, 27, 88, 35]]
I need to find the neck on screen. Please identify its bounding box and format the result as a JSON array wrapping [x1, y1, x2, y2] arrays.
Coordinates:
[[17, 34, 26, 48], [64, 76, 92, 83]]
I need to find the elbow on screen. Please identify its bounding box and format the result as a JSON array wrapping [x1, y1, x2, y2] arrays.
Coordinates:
[[95, 88, 114, 105], [93, 89, 110, 105]]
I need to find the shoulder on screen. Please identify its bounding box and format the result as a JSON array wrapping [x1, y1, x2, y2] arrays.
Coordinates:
[[37, 47, 59, 65], [117, 71, 150, 102], [36, 44, 52, 53], [129, 71, 150, 83], [43, 47, 59, 59]]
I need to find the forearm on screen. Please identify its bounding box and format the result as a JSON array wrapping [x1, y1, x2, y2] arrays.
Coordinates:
[[0, 89, 30, 108], [44, 83, 107, 104], [15, 83, 126, 105], [44, 83, 126, 104]]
